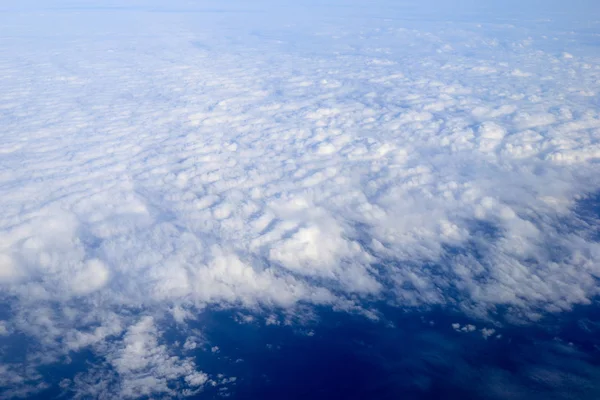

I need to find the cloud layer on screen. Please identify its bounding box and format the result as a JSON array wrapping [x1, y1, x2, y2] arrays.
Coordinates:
[[0, 0, 599, 397]]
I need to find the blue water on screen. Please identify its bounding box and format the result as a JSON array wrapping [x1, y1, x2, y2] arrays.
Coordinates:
[[18, 301, 600, 400], [193, 304, 600, 400]]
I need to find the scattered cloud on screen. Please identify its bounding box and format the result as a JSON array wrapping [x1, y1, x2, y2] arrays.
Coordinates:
[[0, 0, 599, 397]]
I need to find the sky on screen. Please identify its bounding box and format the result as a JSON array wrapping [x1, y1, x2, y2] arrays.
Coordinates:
[[0, 0, 600, 399]]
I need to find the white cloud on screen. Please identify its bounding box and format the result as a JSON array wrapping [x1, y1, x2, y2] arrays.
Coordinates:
[[0, 321, 8, 336], [61, 316, 218, 399], [0, 0, 599, 397], [452, 323, 477, 333], [0, 253, 19, 283], [70, 259, 110, 295], [481, 328, 496, 339]]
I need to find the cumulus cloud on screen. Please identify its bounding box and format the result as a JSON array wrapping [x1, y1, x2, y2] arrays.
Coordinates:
[[0, 0, 599, 397], [59, 316, 218, 399]]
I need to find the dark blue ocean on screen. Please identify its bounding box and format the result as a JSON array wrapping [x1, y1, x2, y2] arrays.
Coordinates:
[[16, 301, 600, 400]]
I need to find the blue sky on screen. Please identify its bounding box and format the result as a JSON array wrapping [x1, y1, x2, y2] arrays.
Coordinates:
[[0, 1, 600, 398]]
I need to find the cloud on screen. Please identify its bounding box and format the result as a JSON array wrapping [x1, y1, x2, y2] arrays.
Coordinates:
[[108, 316, 208, 398], [0, 0, 599, 397], [58, 316, 220, 399], [70, 259, 110, 295]]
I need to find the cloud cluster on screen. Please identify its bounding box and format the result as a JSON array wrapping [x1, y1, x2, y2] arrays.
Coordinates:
[[63, 316, 210, 399], [0, 0, 599, 397]]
